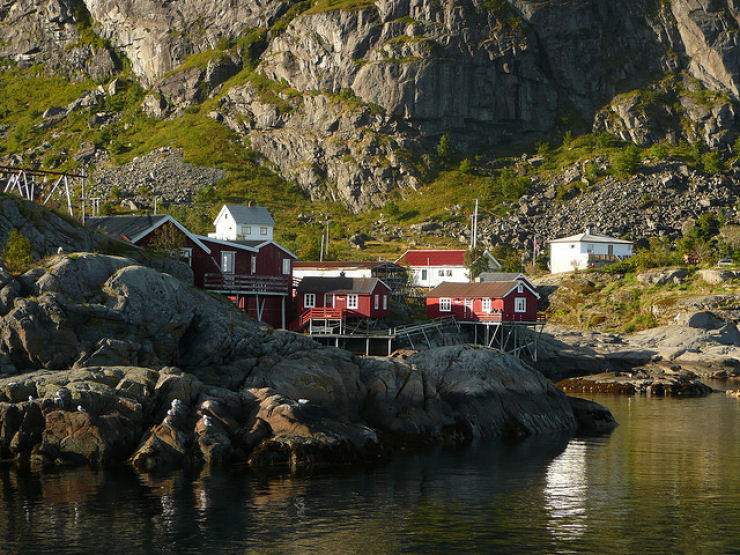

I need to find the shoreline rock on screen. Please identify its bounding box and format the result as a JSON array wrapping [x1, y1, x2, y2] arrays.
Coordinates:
[[556, 368, 714, 397]]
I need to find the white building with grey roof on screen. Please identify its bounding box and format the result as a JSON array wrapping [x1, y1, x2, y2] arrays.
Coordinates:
[[209, 203, 276, 242], [549, 228, 633, 273]]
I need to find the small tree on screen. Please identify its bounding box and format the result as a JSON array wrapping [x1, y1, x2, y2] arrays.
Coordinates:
[[465, 245, 489, 279], [148, 224, 185, 259], [2, 230, 33, 273], [613, 143, 641, 176], [437, 134, 452, 163]]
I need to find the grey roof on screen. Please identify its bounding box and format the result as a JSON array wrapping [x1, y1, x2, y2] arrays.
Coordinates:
[[224, 204, 275, 226], [479, 272, 527, 282], [549, 230, 633, 245], [86, 215, 168, 241], [296, 276, 388, 295]]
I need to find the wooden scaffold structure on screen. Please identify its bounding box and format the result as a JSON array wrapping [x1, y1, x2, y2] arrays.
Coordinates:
[[0, 165, 97, 221]]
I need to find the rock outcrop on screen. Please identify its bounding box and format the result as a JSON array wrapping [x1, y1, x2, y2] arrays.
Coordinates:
[[557, 369, 714, 397]]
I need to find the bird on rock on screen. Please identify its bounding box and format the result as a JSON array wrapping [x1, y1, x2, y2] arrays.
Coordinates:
[[77, 405, 86, 413]]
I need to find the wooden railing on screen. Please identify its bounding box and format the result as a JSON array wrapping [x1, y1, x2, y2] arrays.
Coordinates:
[[204, 273, 290, 294], [466, 311, 547, 323], [298, 307, 347, 327]]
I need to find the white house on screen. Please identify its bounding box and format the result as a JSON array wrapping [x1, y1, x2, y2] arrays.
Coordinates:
[[396, 249, 502, 288], [209, 203, 275, 242], [549, 229, 633, 273]]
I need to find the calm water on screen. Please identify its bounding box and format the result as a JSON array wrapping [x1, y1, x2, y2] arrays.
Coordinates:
[[1, 384, 738, 554]]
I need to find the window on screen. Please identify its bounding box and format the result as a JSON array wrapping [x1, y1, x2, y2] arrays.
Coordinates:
[[482, 298, 491, 313], [515, 297, 526, 313], [517, 283, 523, 293], [446, 270, 452, 276], [374, 294, 379, 310], [251, 255, 256, 274], [179, 248, 192, 267], [421, 269, 428, 281], [383, 295, 388, 310], [304, 293, 316, 308], [241, 225, 251, 235], [260, 226, 268, 236], [221, 251, 235, 274], [438, 270, 445, 277], [439, 298, 451, 312], [348, 295, 358, 309], [282, 259, 291, 275]]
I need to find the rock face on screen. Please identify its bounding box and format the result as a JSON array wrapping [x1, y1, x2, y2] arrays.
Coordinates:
[[9, 0, 740, 210], [0, 344, 609, 472]]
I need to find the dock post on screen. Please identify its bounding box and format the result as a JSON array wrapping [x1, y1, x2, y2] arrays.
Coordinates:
[[365, 337, 370, 356]]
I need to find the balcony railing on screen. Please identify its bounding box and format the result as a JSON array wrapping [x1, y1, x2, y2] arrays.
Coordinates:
[[204, 273, 290, 294], [467, 311, 547, 323], [298, 307, 347, 328]]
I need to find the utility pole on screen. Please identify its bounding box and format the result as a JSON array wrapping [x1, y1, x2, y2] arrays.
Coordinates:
[[154, 197, 158, 215], [472, 199, 479, 250], [319, 234, 325, 262], [325, 217, 330, 259]]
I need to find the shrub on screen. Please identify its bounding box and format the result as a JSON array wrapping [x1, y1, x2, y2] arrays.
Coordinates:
[[612, 143, 641, 176], [2, 230, 34, 273], [437, 134, 451, 162]]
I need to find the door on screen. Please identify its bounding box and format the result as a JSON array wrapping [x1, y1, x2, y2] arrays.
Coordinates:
[[464, 299, 474, 318]]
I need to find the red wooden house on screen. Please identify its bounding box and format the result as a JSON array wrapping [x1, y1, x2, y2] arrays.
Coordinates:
[[293, 276, 391, 331], [425, 281, 541, 322], [87, 209, 296, 328]]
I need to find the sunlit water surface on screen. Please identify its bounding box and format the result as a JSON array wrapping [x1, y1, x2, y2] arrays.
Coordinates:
[[1, 383, 738, 554]]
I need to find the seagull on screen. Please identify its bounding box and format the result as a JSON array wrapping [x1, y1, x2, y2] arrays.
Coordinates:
[[166, 408, 176, 417], [298, 399, 309, 405], [202, 415, 213, 428], [27, 395, 34, 402], [201, 400, 213, 411], [77, 405, 86, 413]]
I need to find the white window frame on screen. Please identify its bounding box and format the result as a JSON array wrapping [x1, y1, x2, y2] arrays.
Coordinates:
[[515, 297, 526, 313], [260, 226, 268, 236], [439, 297, 451, 312], [251, 255, 256, 274], [348, 295, 359, 310], [438, 269, 445, 277], [421, 269, 428, 281], [446, 269, 452, 276], [179, 247, 192, 267], [242, 225, 251, 235], [482, 298, 492, 313], [517, 283, 523, 293], [374, 294, 379, 310], [221, 251, 235, 274], [383, 295, 388, 310], [282, 259, 291, 275], [304, 293, 316, 308]]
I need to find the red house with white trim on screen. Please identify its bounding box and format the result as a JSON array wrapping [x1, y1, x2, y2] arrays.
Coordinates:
[[426, 281, 540, 322], [87, 207, 296, 329], [293, 276, 391, 330], [396, 249, 501, 288]]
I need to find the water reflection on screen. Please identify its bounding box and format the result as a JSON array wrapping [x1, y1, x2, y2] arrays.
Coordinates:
[[544, 440, 588, 541], [0, 393, 737, 553]]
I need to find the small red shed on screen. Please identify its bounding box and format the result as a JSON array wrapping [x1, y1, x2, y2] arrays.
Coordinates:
[[426, 281, 540, 322], [295, 277, 391, 321]]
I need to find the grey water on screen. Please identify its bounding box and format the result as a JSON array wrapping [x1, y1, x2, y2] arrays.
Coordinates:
[[0, 384, 738, 554]]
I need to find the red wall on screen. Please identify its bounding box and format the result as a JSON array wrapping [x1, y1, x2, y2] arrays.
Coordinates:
[[296, 281, 391, 319], [426, 289, 539, 321], [135, 223, 294, 328]]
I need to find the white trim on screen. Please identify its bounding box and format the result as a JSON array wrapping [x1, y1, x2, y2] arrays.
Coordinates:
[[374, 294, 379, 310], [383, 295, 388, 310], [196, 234, 258, 252], [130, 215, 212, 255], [347, 294, 359, 310], [253, 240, 297, 259], [515, 297, 527, 313], [304, 293, 316, 308], [221, 251, 236, 274], [282, 259, 291, 275], [501, 281, 541, 299], [481, 298, 492, 313], [439, 297, 451, 312]]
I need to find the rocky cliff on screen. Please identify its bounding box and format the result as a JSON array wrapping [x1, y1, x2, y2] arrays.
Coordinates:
[[7, 0, 740, 215]]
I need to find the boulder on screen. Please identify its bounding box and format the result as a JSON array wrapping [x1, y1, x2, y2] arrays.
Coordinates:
[[636, 267, 688, 286], [698, 269, 736, 285]]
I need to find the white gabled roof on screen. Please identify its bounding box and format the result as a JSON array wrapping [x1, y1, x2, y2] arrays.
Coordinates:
[[549, 230, 633, 245]]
